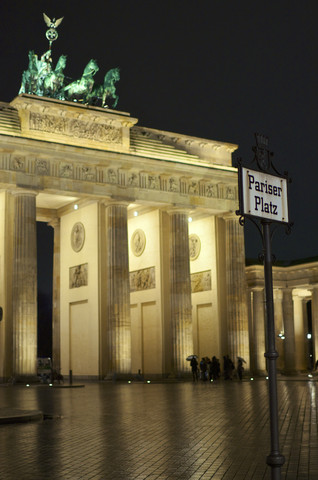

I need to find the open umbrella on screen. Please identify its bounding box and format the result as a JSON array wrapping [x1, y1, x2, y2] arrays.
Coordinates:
[[186, 355, 198, 361], [237, 356, 246, 363]]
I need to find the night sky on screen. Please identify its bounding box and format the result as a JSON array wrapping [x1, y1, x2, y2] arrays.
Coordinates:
[[1, 0, 318, 265]]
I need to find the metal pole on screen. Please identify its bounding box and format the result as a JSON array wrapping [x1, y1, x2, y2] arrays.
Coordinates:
[[262, 220, 285, 479]]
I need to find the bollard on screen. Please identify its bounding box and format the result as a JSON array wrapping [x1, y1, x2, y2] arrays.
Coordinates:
[[69, 369, 73, 385]]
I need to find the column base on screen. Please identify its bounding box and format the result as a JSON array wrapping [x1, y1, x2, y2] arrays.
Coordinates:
[[168, 371, 192, 380], [14, 375, 40, 384], [280, 370, 298, 376], [103, 373, 133, 381]]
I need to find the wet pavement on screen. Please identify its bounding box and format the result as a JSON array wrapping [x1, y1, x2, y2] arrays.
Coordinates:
[[0, 377, 317, 479]]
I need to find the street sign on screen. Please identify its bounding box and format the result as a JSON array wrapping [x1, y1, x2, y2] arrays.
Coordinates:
[[239, 167, 289, 224], [237, 135, 291, 479]]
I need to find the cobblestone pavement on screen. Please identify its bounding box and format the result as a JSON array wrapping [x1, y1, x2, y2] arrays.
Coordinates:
[[0, 378, 317, 479]]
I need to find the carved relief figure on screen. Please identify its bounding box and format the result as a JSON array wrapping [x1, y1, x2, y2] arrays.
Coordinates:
[[189, 181, 198, 194], [191, 270, 212, 293], [130, 267, 155, 292], [71, 222, 85, 252], [169, 177, 179, 192], [148, 175, 159, 189], [206, 184, 217, 198], [107, 169, 117, 184], [11, 157, 25, 171], [70, 263, 88, 289], [36, 159, 49, 175], [131, 229, 146, 257], [225, 187, 235, 199], [60, 163, 73, 178], [189, 234, 201, 261], [128, 173, 139, 187], [81, 167, 95, 181]]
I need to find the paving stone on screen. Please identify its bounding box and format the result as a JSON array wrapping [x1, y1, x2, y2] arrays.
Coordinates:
[[0, 379, 317, 479]]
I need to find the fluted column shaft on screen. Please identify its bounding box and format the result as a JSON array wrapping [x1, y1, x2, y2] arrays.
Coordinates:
[[282, 288, 296, 374], [225, 215, 250, 368], [49, 218, 61, 373], [311, 286, 318, 366], [253, 288, 266, 374], [169, 211, 193, 375], [105, 203, 131, 375], [12, 191, 37, 378]]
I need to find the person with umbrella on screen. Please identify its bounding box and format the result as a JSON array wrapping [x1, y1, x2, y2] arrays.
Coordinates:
[[187, 355, 199, 382], [237, 356, 246, 380]]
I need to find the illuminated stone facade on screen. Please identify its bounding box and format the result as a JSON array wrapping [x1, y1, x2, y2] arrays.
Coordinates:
[[246, 261, 318, 375], [4, 93, 313, 381]]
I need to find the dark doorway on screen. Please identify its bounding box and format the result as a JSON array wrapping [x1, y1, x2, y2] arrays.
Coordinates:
[[37, 222, 54, 358]]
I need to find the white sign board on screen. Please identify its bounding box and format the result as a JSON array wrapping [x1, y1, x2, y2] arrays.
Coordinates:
[[241, 167, 289, 223]]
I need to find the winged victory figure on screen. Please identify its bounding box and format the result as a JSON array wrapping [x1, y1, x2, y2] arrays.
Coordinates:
[[43, 13, 64, 48], [43, 13, 64, 29]]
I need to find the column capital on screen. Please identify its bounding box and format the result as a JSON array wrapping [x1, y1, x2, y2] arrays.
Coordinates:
[[282, 286, 293, 294], [11, 188, 38, 197], [251, 286, 264, 293], [222, 211, 239, 222], [48, 217, 60, 229], [166, 207, 191, 216], [104, 199, 130, 208]]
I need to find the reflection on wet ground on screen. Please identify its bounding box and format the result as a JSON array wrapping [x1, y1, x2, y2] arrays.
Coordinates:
[[0, 379, 317, 479]]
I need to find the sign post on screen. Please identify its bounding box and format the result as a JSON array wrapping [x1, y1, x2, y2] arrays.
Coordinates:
[[237, 134, 292, 480]]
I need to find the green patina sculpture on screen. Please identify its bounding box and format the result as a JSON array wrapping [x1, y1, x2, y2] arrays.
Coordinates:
[[18, 14, 120, 109]]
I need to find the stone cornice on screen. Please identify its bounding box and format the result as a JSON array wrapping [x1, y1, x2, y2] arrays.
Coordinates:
[[132, 125, 238, 168], [10, 95, 138, 154], [246, 262, 318, 289], [0, 136, 239, 212]]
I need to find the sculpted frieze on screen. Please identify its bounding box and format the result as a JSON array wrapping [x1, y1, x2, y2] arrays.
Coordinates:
[[35, 158, 49, 175], [191, 270, 212, 293], [206, 184, 218, 198], [107, 168, 117, 184], [127, 172, 139, 187], [130, 266, 155, 292], [148, 175, 159, 190], [169, 177, 179, 192], [10, 156, 25, 172], [225, 186, 235, 200], [60, 162, 73, 178], [29, 112, 122, 144], [81, 166, 96, 181], [69, 263, 88, 289], [188, 181, 199, 195], [0, 151, 236, 205]]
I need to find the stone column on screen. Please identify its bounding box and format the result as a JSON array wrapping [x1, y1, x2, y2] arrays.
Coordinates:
[[224, 215, 250, 368], [48, 218, 60, 374], [282, 287, 296, 374], [12, 190, 38, 380], [311, 286, 318, 365], [252, 288, 266, 374], [293, 293, 306, 371], [169, 210, 193, 376], [105, 203, 131, 377], [274, 289, 285, 371]]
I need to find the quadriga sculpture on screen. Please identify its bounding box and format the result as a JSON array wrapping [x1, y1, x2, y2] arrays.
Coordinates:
[[85, 68, 120, 108], [62, 59, 99, 102], [43, 54, 67, 97], [19, 49, 120, 108]]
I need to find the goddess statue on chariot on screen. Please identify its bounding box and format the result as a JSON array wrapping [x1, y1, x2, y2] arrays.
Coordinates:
[[18, 13, 120, 109]]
